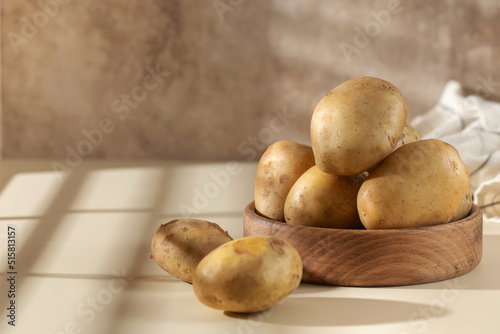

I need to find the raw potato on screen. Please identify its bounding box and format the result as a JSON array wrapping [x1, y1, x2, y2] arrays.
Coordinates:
[[255, 140, 315, 221], [368, 123, 421, 173], [357, 139, 469, 229], [193, 236, 302, 313], [284, 166, 364, 229], [151, 219, 232, 283], [311, 76, 407, 175], [450, 188, 473, 222], [393, 123, 421, 151]]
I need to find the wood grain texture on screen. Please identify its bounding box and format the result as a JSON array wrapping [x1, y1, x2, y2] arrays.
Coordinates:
[[244, 201, 483, 286]]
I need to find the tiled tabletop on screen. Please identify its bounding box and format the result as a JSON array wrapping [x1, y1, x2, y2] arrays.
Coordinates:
[[0, 160, 499, 334]]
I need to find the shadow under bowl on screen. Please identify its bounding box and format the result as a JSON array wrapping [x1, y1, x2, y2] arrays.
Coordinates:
[[243, 201, 482, 287]]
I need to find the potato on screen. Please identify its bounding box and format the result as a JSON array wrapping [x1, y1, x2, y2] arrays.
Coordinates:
[[193, 236, 302, 313], [450, 188, 473, 222], [151, 219, 232, 283], [284, 166, 364, 228], [368, 123, 421, 173], [357, 139, 469, 229], [255, 140, 315, 221], [311, 76, 407, 175], [394, 123, 421, 151]]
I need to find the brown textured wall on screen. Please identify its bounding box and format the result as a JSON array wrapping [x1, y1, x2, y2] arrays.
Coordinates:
[[1, 0, 499, 161]]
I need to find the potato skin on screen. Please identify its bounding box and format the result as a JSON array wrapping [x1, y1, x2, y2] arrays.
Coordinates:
[[255, 140, 315, 221], [368, 123, 421, 173], [284, 166, 364, 229], [193, 236, 303, 313], [450, 188, 473, 222], [151, 219, 232, 283], [357, 139, 469, 229], [394, 123, 421, 151], [311, 76, 407, 175]]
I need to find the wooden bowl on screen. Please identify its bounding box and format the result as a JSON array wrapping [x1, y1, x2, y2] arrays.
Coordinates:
[[244, 201, 482, 286]]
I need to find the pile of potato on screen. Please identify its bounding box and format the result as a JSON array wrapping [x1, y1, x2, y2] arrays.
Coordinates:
[[255, 76, 471, 229], [151, 76, 471, 314]]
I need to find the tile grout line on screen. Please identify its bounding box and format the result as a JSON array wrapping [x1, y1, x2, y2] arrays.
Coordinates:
[[0, 210, 245, 220], [21, 272, 180, 282]]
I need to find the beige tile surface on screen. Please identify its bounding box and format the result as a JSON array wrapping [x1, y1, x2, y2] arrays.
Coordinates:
[[0, 170, 64, 217], [1, 1, 499, 160], [0, 213, 244, 277], [0, 160, 499, 333]]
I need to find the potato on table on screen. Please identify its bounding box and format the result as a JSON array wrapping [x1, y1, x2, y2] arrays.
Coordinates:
[[151, 219, 232, 283], [357, 139, 469, 229], [193, 236, 302, 313], [255, 140, 315, 221], [311, 76, 407, 175]]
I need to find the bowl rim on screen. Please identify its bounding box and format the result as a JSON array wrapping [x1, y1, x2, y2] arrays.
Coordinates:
[[244, 200, 482, 234]]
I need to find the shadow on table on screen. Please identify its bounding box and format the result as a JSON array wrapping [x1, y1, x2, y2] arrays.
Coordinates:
[[292, 282, 338, 294], [225, 297, 440, 327]]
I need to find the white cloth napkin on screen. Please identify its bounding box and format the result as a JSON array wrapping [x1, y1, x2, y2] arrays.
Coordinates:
[[411, 81, 500, 223]]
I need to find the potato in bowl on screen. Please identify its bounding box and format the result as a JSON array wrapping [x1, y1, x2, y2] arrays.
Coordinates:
[[358, 139, 469, 229]]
